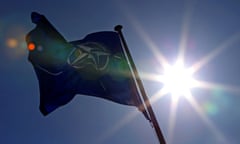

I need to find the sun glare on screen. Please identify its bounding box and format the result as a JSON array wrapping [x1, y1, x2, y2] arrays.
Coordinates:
[[162, 60, 196, 99], [119, 5, 235, 143]]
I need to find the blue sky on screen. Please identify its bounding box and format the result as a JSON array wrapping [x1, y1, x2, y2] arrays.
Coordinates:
[[1, 0, 240, 144]]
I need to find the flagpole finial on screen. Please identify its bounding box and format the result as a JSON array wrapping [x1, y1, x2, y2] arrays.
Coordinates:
[[114, 25, 123, 32]]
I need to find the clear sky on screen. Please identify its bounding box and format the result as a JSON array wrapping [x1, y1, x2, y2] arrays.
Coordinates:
[[1, 0, 240, 144]]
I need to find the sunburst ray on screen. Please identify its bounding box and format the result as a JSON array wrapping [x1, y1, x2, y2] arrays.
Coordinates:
[[127, 16, 169, 70], [191, 32, 240, 74], [167, 96, 179, 144], [196, 80, 240, 94], [177, 0, 195, 63], [184, 91, 227, 143], [95, 109, 141, 144]]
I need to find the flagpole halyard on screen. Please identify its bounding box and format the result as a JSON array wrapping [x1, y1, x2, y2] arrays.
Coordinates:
[[114, 25, 166, 144]]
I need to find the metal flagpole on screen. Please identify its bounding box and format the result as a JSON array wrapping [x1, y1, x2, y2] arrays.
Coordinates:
[[114, 25, 166, 144]]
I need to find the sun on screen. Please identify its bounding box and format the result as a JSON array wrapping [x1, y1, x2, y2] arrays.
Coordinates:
[[161, 60, 196, 99]]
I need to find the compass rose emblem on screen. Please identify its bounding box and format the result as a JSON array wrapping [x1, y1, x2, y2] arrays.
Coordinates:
[[67, 42, 113, 71]]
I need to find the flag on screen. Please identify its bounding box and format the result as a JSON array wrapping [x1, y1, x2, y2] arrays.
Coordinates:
[[26, 12, 149, 119]]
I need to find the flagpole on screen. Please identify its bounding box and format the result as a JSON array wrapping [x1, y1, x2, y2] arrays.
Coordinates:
[[114, 25, 166, 144]]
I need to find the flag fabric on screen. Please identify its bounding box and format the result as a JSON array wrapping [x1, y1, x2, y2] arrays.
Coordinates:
[[26, 12, 149, 119]]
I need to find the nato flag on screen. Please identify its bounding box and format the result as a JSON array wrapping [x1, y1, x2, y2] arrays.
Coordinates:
[[26, 12, 149, 119]]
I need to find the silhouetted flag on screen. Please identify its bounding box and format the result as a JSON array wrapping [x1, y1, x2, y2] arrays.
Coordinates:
[[26, 12, 149, 119]]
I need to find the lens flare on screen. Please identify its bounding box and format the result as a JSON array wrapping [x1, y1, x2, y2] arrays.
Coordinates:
[[6, 38, 18, 48], [28, 42, 35, 51], [203, 102, 218, 116]]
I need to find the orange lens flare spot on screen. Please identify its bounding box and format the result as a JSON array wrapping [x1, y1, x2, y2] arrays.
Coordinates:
[[6, 38, 18, 48], [28, 43, 35, 51]]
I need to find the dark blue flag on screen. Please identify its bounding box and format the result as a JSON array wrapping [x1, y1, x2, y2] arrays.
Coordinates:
[[26, 12, 149, 119]]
